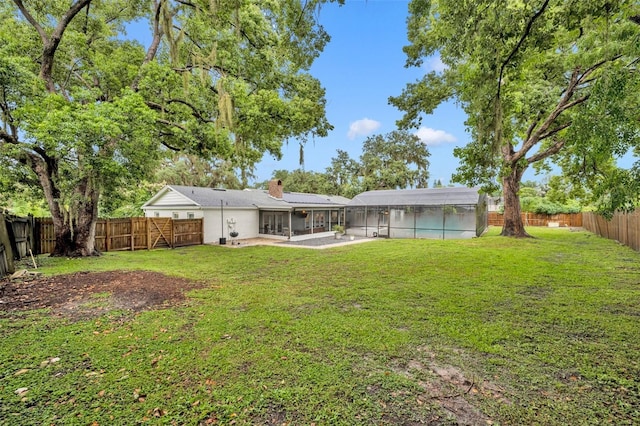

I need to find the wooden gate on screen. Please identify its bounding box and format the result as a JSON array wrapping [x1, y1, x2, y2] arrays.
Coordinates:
[[7, 216, 33, 259], [148, 218, 173, 249]]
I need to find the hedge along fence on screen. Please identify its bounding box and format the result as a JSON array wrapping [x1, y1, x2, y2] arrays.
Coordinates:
[[488, 212, 583, 227], [582, 210, 640, 252], [36, 217, 204, 255]]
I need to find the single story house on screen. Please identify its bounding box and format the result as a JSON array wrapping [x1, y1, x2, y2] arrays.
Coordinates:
[[345, 187, 487, 239], [142, 180, 350, 244]]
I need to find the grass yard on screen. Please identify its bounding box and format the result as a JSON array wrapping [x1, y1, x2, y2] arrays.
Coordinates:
[[1, 228, 639, 425]]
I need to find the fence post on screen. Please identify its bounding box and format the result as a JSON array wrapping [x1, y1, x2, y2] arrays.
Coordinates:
[[131, 217, 135, 251], [170, 218, 175, 249], [105, 218, 110, 252], [147, 217, 152, 250]]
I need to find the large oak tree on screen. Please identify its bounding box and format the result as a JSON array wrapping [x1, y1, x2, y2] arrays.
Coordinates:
[[391, 0, 640, 236], [0, 0, 336, 255], [359, 130, 430, 191]]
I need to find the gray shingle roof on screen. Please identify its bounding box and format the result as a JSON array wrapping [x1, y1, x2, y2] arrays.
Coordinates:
[[347, 187, 483, 207], [152, 185, 349, 209], [283, 192, 343, 206]]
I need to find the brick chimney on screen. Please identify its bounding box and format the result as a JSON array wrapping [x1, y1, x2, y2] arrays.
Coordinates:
[[268, 179, 283, 199]]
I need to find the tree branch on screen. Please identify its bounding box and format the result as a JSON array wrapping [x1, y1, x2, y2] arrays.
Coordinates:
[[174, 0, 197, 7], [172, 25, 202, 49], [144, 0, 164, 65], [578, 55, 622, 83], [527, 137, 566, 164], [132, 0, 164, 91], [497, 0, 550, 102], [157, 118, 187, 131], [159, 139, 182, 151], [12, 0, 49, 44], [147, 99, 215, 123], [167, 99, 215, 123], [525, 116, 541, 142], [536, 121, 572, 143], [510, 68, 581, 163], [14, 0, 94, 93], [0, 128, 19, 145]]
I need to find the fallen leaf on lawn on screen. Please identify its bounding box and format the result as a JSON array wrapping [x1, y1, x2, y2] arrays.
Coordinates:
[[41, 357, 61, 366], [14, 369, 29, 376], [15, 388, 28, 395], [98, 390, 105, 397]]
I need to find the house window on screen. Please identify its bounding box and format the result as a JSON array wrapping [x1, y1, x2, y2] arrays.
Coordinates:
[[187, 212, 195, 219], [172, 212, 179, 219], [154, 212, 160, 218]]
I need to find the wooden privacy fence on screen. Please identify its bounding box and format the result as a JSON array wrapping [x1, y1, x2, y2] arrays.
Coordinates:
[[1, 213, 13, 277], [36, 217, 203, 255], [488, 212, 583, 227], [582, 210, 640, 252], [0, 242, 8, 278], [1, 212, 36, 277]]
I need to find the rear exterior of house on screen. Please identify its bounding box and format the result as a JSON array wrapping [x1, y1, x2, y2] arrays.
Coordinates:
[[142, 181, 349, 244], [346, 187, 488, 239]]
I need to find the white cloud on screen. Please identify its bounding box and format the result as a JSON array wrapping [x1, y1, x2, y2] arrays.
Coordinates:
[[414, 127, 456, 146], [347, 118, 381, 140], [425, 55, 447, 73]]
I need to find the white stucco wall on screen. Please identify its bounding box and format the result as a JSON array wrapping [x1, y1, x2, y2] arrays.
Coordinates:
[[143, 207, 259, 243], [203, 209, 259, 243]]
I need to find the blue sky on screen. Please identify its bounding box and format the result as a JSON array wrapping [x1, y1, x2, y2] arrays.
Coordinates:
[[253, 0, 469, 185]]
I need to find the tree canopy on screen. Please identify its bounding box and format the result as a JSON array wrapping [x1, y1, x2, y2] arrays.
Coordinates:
[[263, 130, 431, 198], [391, 0, 640, 235], [359, 130, 430, 191], [270, 169, 333, 195], [0, 0, 337, 255]]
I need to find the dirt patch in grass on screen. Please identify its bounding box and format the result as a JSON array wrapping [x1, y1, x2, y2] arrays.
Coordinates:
[[389, 347, 509, 425], [0, 271, 204, 320]]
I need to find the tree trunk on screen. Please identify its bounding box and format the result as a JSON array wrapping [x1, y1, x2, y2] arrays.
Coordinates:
[[50, 178, 100, 257], [28, 151, 100, 257], [500, 166, 531, 238], [51, 211, 100, 257]]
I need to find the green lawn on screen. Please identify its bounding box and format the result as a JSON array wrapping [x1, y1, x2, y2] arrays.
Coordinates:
[[1, 228, 639, 425]]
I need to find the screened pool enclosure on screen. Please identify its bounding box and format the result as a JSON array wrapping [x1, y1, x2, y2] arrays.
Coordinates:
[[345, 187, 487, 239]]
